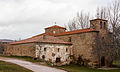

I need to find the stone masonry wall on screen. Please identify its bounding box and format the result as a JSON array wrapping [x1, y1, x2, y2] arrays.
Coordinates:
[[4, 43, 36, 57], [56, 32, 99, 66], [45, 28, 66, 34], [35, 43, 72, 66]]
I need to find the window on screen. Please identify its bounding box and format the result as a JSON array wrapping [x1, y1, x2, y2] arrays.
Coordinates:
[[102, 37, 104, 40], [68, 37, 71, 42], [53, 31, 56, 34], [104, 22, 106, 29], [58, 48, 60, 52], [66, 48, 68, 52], [100, 21, 102, 29], [42, 55, 45, 59], [44, 48, 47, 51]]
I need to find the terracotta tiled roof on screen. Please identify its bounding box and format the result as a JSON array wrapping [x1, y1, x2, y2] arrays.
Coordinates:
[[45, 25, 66, 29], [9, 27, 98, 45], [9, 33, 71, 45], [55, 28, 99, 36]]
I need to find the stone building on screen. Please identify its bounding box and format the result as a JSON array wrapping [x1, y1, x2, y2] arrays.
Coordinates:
[[5, 19, 112, 67], [5, 34, 72, 65], [0, 39, 13, 55]]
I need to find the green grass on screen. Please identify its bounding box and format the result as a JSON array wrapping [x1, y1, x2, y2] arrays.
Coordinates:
[[0, 61, 33, 72], [1, 55, 120, 72], [0, 56, 42, 63], [113, 60, 120, 66], [57, 64, 120, 72]]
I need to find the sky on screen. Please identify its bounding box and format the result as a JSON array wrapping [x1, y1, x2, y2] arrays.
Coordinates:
[[0, 0, 112, 40]]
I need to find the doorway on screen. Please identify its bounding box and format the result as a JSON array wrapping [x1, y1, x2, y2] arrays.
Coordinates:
[[101, 56, 105, 66], [56, 58, 61, 63]]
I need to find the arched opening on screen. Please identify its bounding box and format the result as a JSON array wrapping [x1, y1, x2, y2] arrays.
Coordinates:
[[104, 22, 106, 29], [100, 21, 102, 29], [101, 56, 105, 66]]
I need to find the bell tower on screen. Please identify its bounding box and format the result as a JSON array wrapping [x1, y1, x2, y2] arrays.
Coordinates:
[[90, 19, 108, 31], [90, 19, 108, 35], [90, 19, 109, 44]]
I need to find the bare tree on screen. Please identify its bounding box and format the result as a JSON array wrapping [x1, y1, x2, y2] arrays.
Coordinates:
[[108, 0, 120, 59], [66, 11, 90, 31], [95, 0, 120, 60], [96, 7, 108, 19]]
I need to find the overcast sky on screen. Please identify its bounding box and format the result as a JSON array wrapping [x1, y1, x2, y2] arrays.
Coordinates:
[[0, 0, 112, 40]]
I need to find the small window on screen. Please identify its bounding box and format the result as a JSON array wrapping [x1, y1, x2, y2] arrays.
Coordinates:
[[66, 48, 68, 52], [53, 31, 56, 34], [56, 58, 61, 63], [102, 37, 104, 40], [100, 21, 102, 29], [104, 22, 106, 29], [44, 48, 47, 51], [58, 48, 60, 52], [42, 55, 45, 59], [68, 37, 71, 42]]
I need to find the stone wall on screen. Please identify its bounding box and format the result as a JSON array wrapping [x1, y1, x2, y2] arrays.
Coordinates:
[[56, 32, 99, 66], [5, 42, 72, 66], [4, 43, 36, 57], [45, 27, 66, 34], [90, 19, 108, 37], [35, 43, 72, 66]]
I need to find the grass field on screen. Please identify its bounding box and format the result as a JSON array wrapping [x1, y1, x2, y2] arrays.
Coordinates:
[[113, 60, 120, 66], [57, 64, 120, 72], [0, 61, 33, 72]]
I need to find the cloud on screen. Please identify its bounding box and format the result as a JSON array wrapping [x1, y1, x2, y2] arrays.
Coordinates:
[[0, 0, 113, 40]]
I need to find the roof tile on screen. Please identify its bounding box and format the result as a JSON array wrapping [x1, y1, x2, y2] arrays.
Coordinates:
[[9, 33, 71, 45], [9, 27, 98, 45], [55, 28, 98, 36]]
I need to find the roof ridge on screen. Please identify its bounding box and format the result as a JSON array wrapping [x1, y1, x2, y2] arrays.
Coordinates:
[[55, 28, 98, 36], [45, 25, 66, 29]]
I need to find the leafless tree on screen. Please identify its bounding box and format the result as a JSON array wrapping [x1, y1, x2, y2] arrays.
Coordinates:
[[66, 11, 90, 31], [96, 7, 108, 19], [95, 0, 120, 60], [108, 0, 120, 59]]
